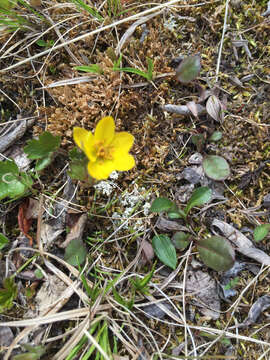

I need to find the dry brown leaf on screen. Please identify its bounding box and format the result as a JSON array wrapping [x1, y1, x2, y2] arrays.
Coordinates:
[[156, 216, 190, 232], [60, 213, 87, 249], [206, 95, 224, 122], [185, 270, 220, 319], [212, 219, 270, 265], [162, 104, 206, 116]]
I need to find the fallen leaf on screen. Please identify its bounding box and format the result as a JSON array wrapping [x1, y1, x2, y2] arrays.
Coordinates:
[[211, 219, 270, 265], [140, 240, 154, 265], [140, 301, 174, 319], [18, 199, 33, 242], [162, 104, 206, 116], [60, 213, 87, 249], [35, 275, 67, 314], [238, 295, 270, 328], [186, 101, 200, 117], [0, 116, 35, 153], [156, 216, 189, 232], [185, 270, 220, 319], [206, 95, 224, 122]]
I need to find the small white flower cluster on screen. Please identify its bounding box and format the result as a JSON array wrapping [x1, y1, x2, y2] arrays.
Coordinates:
[[164, 14, 178, 31], [93, 171, 119, 196], [112, 185, 151, 230]]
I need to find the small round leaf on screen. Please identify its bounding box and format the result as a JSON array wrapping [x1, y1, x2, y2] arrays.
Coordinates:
[[176, 55, 201, 83], [209, 131, 223, 142], [203, 155, 230, 181], [150, 198, 174, 213], [64, 239, 87, 266], [254, 224, 270, 242], [172, 232, 191, 250], [198, 236, 235, 271]]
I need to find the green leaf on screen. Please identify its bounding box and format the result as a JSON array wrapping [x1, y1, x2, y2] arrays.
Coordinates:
[[254, 224, 270, 242], [171, 231, 191, 250], [176, 55, 201, 83], [0, 233, 9, 250], [0, 160, 32, 200], [224, 277, 239, 290], [12, 344, 46, 360], [150, 197, 174, 213], [152, 234, 177, 270], [115, 66, 149, 80], [130, 262, 156, 295], [24, 132, 60, 160], [167, 203, 185, 219], [112, 287, 134, 310], [0, 0, 17, 10], [68, 147, 89, 181], [64, 239, 87, 266], [36, 39, 47, 47], [35, 155, 52, 171], [209, 131, 223, 142], [191, 134, 205, 150], [168, 210, 185, 219], [203, 155, 230, 181], [146, 57, 154, 81], [74, 64, 103, 75], [0, 277, 18, 313], [34, 269, 43, 279], [185, 186, 212, 216], [70, 0, 103, 21], [197, 236, 235, 271]]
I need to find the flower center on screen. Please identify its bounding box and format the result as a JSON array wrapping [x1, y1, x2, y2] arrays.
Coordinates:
[[95, 141, 114, 160]]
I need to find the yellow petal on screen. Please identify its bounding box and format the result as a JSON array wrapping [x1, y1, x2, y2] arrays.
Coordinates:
[[73, 127, 90, 151], [87, 160, 115, 180], [94, 116, 115, 145], [73, 127, 96, 161], [111, 132, 134, 156], [112, 153, 135, 171]]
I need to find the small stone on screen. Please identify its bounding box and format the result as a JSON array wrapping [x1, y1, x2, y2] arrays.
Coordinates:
[[188, 153, 203, 164]]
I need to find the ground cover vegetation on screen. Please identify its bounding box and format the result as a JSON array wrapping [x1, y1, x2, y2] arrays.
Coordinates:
[[0, 0, 270, 358]]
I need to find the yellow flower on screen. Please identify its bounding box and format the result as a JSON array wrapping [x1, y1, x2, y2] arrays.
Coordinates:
[[73, 116, 135, 180]]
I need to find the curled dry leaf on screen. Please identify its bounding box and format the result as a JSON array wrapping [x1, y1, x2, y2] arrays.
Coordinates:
[[156, 216, 189, 232], [162, 104, 206, 116], [0, 118, 31, 153], [206, 95, 224, 122], [186, 101, 200, 117], [211, 219, 270, 265], [18, 199, 33, 237], [238, 295, 270, 328], [60, 213, 87, 249]]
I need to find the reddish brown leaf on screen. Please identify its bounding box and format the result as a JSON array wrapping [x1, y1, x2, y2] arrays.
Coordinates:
[[140, 240, 154, 266], [18, 199, 33, 237]]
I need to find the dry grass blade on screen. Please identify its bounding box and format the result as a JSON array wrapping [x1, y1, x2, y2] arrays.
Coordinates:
[[52, 315, 90, 360], [0, 0, 182, 72]]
